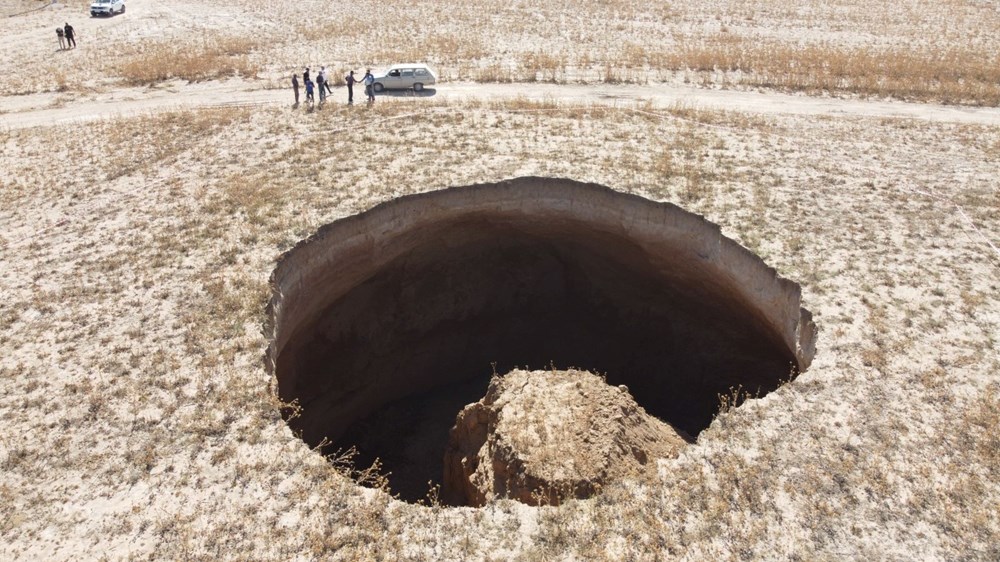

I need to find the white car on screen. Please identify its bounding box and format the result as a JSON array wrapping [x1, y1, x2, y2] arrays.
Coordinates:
[[372, 64, 437, 93], [91, 0, 125, 17]]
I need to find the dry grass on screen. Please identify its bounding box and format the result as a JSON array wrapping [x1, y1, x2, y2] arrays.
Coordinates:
[[117, 37, 260, 85], [1, 98, 998, 559], [3, 0, 1000, 554], [654, 37, 1000, 105], [4, 0, 1000, 105]]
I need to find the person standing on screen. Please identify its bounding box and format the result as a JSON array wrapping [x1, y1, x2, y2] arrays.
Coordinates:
[[363, 69, 375, 104], [291, 73, 300, 106], [64, 23, 76, 49], [321, 66, 333, 96], [316, 71, 326, 104], [344, 70, 357, 104], [305, 78, 314, 106], [56, 27, 66, 50], [303, 67, 310, 86]]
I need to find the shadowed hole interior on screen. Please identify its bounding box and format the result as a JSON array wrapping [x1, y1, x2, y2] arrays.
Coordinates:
[[269, 178, 814, 505]]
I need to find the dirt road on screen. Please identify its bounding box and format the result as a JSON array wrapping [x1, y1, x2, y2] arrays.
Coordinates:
[[3, 78, 1000, 130]]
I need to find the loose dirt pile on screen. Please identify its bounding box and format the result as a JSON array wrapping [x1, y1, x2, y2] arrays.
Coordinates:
[[443, 369, 688, 506]]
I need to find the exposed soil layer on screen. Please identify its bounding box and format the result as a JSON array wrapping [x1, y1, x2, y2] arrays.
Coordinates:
[[266, 177, 816, 503], [443, 370, 690, 507]]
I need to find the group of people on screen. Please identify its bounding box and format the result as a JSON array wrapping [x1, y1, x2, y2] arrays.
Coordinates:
[[55, 23, 76, 50], [292, 67, 375, 108]]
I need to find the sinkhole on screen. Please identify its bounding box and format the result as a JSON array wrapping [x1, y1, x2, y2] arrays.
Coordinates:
[[265, 177, 816, 505]]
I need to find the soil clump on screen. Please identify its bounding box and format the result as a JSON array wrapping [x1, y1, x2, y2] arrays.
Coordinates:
[[443, 369, 689, 506]]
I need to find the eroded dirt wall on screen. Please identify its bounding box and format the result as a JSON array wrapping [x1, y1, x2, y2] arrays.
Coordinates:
[[265, 177, 816, 454]]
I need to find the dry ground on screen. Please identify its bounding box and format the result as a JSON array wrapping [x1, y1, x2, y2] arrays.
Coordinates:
[[1, 0, 999, 560], [3, 0, 1000, 102]]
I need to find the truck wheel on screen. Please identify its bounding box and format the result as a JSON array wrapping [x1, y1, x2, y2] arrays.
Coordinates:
[[413, 83, 423, 92], [373, 83, 384, 93]]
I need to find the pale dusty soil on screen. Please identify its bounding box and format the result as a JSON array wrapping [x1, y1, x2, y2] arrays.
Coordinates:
[[1, 0, 999, 561]]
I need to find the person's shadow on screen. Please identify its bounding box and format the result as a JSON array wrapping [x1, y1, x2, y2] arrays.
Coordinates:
[[375, 88, 437, 99]]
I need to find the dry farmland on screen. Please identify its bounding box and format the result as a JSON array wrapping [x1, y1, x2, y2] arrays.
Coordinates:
[[1, 0, 999, 560]]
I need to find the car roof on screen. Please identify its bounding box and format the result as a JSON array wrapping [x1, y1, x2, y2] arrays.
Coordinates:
[[387, 63, 432, 70]]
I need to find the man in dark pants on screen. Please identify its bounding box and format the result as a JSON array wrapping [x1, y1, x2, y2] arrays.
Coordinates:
[[291, 73, 299, 106], [305, 78, 314, 106], [64, 23, 76, 48], [363, 69, 375, 104], [316, 71, 326, 104], [321, 66, 333, 96], [344, 70, 357, 104]]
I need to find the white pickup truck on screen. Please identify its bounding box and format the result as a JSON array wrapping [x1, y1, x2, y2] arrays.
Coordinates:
[[90, 0, 125, 17]]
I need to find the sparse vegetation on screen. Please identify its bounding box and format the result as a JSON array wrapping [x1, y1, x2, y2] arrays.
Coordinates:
[[117, 37, 260, 85], [1, 97, 996, 559], [1, 0, 999, 559], [4, 0, 1000, 104]]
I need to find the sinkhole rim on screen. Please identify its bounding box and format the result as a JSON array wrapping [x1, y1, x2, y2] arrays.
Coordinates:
[[263, 176, 817, 506]]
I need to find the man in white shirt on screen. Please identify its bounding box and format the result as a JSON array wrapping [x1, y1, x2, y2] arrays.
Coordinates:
[[320, 66, 333, 96]]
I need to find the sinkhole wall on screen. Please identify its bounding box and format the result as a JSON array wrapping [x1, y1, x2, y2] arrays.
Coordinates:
[[265, 177, 816, 451]]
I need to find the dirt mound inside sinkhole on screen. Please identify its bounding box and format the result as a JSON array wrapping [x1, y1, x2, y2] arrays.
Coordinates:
[[444, 369, 689, 506]]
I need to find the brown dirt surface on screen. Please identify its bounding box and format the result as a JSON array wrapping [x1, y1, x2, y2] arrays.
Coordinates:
[[443, 369, 689, 507]]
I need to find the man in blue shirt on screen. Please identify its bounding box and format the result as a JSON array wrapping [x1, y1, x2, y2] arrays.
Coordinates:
[[363, 69, 375, 104]]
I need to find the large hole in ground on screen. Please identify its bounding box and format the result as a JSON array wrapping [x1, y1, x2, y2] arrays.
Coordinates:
[[266, 177, 816, 505]]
